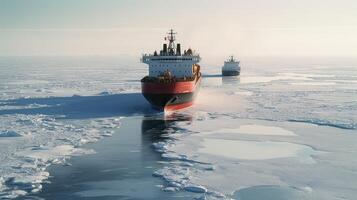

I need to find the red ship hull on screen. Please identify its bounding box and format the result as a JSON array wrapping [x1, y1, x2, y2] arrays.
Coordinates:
[[141, 76, 201, 111]]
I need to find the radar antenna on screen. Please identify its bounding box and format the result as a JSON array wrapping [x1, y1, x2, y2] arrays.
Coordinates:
[[166, 29, 177, 55]]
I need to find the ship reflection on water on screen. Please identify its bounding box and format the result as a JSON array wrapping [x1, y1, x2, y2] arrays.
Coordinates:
[[222, 76, 240, 85], [141, 112, 193, 143]]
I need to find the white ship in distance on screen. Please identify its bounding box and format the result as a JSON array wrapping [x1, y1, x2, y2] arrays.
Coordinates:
[[222, 55, 241, 76]]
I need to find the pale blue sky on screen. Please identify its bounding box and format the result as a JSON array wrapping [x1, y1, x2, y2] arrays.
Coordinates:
[[1, 0, 357, 61]]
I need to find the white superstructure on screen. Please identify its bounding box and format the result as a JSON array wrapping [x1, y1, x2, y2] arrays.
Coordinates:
[[142, 29, 200, 78]]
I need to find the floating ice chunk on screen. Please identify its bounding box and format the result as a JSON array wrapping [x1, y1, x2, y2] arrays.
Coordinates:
[[31, 184, 42, 193], [98, 91, 111, 96], [152, 142, 169, 152], [180, 162, 194, 167], [207, 190, 226, 198], [0, 177, 4, 191], [101, 130, 114, 137], [5, 190, 28, 198], [153, 166, 191, 192], [18, 145, 95, 163], [71, 148, 96, 156], [152, 171, 164, 178], [161, 153, 183, 160], [79, 138, 98, 144], [161, 153, 193, 162], [198, 138, 317, 161], [163, 187, 179, 192], [101, 133, 112, 137], [184, 185, 208, 193], [0, 130, 21, 137], [168, 181, 183, 188], [301, 186, 313, 193]]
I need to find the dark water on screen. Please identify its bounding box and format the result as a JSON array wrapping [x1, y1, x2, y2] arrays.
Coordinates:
[[23, 116, 193, 200]]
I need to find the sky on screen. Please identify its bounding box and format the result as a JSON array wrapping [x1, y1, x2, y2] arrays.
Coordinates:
[[1, 0, 357, 62]]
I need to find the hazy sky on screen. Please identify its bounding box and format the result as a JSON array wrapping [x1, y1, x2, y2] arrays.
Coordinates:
[[1, 0, 357, 60]]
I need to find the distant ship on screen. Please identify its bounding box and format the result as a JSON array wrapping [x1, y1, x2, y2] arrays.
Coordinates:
[[222, 55, 241, 76], [141, 29, 202, 111]]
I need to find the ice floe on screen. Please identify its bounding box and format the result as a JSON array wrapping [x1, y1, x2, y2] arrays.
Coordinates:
[[184, 185, 208, 193], [198, 138, 317, 161], [206, 124, 296, 136], [0, 130, 21, 137]]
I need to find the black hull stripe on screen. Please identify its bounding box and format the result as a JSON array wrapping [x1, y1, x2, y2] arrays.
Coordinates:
[[222, 71, 240, 76], [142, 91, 197, 108]]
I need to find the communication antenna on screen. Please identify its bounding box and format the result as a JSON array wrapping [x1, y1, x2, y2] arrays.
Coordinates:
[[166, 29, 177, 55]]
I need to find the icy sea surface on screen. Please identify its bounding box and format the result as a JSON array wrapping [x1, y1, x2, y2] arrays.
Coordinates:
[[0, 56, 356, 199]]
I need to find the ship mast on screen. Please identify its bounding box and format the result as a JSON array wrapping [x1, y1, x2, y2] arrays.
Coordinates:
[[228, 55, 235, 62], [167, 29, 176, 55]]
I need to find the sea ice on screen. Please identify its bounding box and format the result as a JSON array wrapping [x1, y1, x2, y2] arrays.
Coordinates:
[[1, 57, 356, 199], [0, 114, 121, 198], [152, 110, 357, 199]]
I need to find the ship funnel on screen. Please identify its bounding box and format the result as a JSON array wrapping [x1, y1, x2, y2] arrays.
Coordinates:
[[176, 43, 181, 55], [163, 44, 167, 55]]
